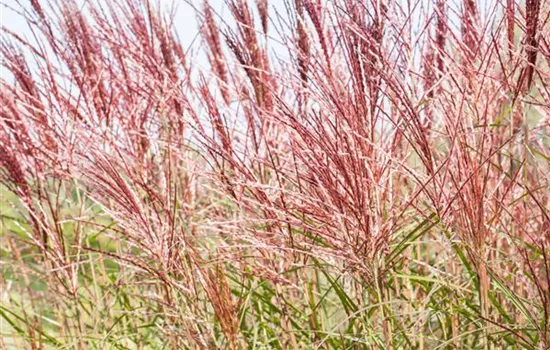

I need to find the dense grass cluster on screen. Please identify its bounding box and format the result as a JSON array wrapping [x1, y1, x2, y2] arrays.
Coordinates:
[[1, 0, 549, 348]]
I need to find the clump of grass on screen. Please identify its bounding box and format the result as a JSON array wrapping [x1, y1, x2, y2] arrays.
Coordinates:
[[1, 0, 549, 348]]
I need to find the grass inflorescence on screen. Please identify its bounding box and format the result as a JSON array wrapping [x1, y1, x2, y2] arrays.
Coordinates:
[[1, 0, 549, 348]]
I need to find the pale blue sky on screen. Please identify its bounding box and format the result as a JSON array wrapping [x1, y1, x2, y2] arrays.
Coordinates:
[[0, 0, 499, 82], [0, 0, 293, 80], [0, 0, 226, 55], [0, 0, 291, 53]]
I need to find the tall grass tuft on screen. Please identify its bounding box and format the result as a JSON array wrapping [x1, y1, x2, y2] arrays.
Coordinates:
[[1, 0, 549, 348]]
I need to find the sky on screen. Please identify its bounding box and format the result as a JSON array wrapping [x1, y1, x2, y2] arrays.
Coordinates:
[[0, 0, 290, 54], [0, 0, 293, 82], [0, 0, 224, 55], [0, 0, 500, 85]]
